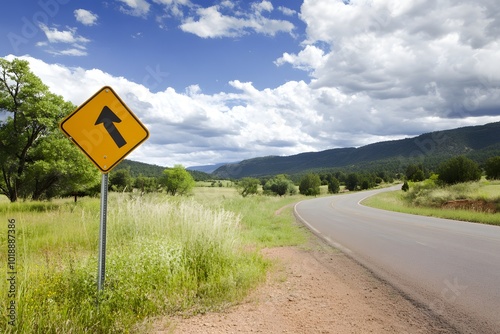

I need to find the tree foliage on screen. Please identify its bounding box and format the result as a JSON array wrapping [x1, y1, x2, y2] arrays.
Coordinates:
[[299, 173, 321, 196], [406, 164, 425, 182], [161, 165, 195, 196], [23, 134, 99, 200], [263, 174, 296, 196], [485, 156, 500, 180], [0, 57, 99, 201], [401, 181, 409, 192], [345, 173, 359, 191], [134, 174, 159, 193], [325, 174, 340, 194], [236, 177, 260, 197], [437, 156, 482, 185], [110, 169, 133, 192], [360, 179, 371, 190]]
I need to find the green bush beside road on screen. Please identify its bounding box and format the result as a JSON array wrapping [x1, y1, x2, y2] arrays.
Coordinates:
[[363, 179, 500, 226]]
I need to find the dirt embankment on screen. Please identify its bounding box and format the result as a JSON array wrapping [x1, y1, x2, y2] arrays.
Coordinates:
[[442, 199, 497, 213], [154, 237, 456, 334]]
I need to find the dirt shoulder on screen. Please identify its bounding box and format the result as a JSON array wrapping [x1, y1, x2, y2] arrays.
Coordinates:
[[154, 236, 456, 334]]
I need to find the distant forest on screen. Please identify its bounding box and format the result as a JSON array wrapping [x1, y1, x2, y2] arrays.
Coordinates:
[[211, 121, 500, 180]]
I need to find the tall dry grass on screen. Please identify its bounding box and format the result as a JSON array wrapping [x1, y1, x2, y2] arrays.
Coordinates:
[[0, 193, 268, 333]]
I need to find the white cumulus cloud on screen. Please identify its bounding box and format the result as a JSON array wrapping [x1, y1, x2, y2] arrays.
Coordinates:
[[37, 24, 90, 56], [180, 3, 294, 38], [10, 53, 499, 168], [74, 9, 99, 26], [281, 0, 500, 121], [117, 0, 151, 17]]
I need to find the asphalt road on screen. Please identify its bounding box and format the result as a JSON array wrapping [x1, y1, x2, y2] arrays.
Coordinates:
[[294, 186, 500, 334]]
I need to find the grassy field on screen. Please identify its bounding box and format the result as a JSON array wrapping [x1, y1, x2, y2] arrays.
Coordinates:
[[363, 180, 500, 225], [0, 188, 309, 333]]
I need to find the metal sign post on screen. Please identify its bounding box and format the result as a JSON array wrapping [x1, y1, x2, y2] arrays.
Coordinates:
[[97, 173, 109, 291], [59, 86, 149, 294]]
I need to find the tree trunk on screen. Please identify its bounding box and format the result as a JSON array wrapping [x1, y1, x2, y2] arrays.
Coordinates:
[[1, 170, 18, 202]]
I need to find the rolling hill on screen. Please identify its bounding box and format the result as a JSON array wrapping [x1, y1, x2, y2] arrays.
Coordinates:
[[113, 160, 212, 181], [212, 121, 500, 179], [187, 162, 231, 174]]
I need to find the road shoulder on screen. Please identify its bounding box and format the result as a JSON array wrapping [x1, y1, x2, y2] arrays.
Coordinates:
[[154, 236, 455, 333]]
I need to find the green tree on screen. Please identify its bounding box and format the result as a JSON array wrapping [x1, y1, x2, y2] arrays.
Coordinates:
[[0, 58, 99, 201], [437, 156, 482, 185], [21, 134, 99, 200], [377, 170, 393, 183], [406, 164, 425, 182], [299, 173, 321, 196], [345, 173, 359, 191], [485, 156, 500, 180], [326, 174, 340, 194], [110, 169, 133, 192], [334, 171, 346, 184], [263, 174, 296, 196], [237, 177, 260, 197], [134, 174, 158, 193], [360, 179, 370, 190], [161, 165, 195, 196]]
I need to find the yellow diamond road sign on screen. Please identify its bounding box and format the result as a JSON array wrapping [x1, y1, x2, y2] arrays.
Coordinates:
[[60, 86, 149, 173]]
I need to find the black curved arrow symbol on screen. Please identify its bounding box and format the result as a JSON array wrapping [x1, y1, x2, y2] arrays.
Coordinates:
[[95, 106, 127, 148]]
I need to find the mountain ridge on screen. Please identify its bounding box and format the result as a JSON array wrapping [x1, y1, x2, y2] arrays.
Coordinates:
[[212, 121, 500, 179], [187, 162, 234, 174]]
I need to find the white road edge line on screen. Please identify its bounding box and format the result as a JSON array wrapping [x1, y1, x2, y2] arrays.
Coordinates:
[[294, 201, 353, 254], [293, 201, 321, 234]]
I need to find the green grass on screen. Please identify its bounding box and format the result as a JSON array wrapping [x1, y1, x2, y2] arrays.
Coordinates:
[[0, 188, 308, 333], [193, 186, 310, 247], [220, 195, 309, 247], [195, 180, 234, 188], [363, 180, 500, 226]]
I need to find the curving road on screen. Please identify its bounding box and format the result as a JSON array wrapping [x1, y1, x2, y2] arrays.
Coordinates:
[[294, 186, 500, 334]]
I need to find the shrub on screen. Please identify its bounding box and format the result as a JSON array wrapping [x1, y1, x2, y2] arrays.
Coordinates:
[[485, 156, 500, 180], [236, 177, 260, 197], [161, 165, 195, 195], [345, 173, 359, 191], [402, 181, 409, 192], [402, 180, 479, 207], [437, 156, 482, 185], [263, 175, 296, 196], [299, 173, 321, 196], [406, 164, 425, 182], [327, 176, 340, 194]]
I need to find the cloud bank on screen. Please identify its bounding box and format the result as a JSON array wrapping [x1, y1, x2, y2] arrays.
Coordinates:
[[7, 0, 500, 168]]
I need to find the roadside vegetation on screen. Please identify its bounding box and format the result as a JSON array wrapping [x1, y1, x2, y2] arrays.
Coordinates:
[[364, 180, 500, 225], [1, 155, 498, 332], [0, 186, 310, 333], [363, 157, 500, 225]]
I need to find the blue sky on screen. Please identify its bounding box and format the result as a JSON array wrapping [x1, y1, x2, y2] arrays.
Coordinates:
[[2, 0, 500, 168], [3, 0, 306, 94]]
